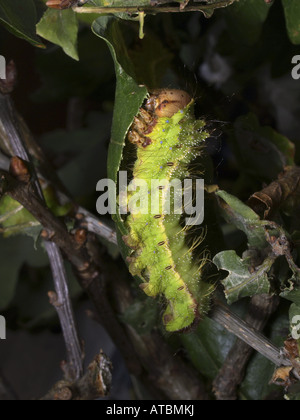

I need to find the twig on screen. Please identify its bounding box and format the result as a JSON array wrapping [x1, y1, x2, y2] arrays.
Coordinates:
[[0, 95, 43, 200], [76, 209, 117, 246], [74, 0, 235, 15], [44, 241, 83, 381], [261, 220, 300, 277], [213, 295, 280, 400], [210, 301, 290, 368]]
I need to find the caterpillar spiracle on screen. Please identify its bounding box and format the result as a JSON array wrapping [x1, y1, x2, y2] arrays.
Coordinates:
[[120, 89, 213, 332]]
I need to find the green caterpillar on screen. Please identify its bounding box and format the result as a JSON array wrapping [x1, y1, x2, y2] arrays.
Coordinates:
[[121, 89, 213, 332]]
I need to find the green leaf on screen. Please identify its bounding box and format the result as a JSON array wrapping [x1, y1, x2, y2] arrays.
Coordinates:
[[216, 189, 267, 249], [259, 126, 295, 167], [180, 316, 237, 379], [240, 352, 277, 400], [225, 0, 272, 45], [282, 0, 300, 45], [0, 195, 39, 238], [281, 287, 300, 307], [92, 16, 148, 234], [0, 187, 71, 239], [36, 8, 79, 60], [0, 0, 44, 47], [213, 250, 272, 304]]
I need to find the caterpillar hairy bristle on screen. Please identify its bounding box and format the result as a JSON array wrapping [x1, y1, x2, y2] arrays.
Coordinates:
[[121, 89, 214, 332]]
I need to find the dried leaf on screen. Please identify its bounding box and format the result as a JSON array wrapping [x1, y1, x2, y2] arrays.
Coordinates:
[[248, 166, 300, 219], [271, 366, 293, 387], [285, 338, 300, 360]]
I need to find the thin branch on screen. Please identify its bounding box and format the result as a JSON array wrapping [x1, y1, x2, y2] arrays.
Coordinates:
[[76, 208, 117, 246], [210, 301, 291, 368], [74, 0, 235, 15], [44, 241, 83, 381], [0, 94, 43, 200]]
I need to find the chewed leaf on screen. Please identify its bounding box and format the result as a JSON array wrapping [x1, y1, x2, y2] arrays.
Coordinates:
[[216, 189, 267, 249], [213, 250, 272, 304], [281, 284, 300, 307]]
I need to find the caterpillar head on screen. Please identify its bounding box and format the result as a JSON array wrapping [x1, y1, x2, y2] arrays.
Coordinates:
[[127, 89, 192, 148], [145, 89, 192, 118]]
